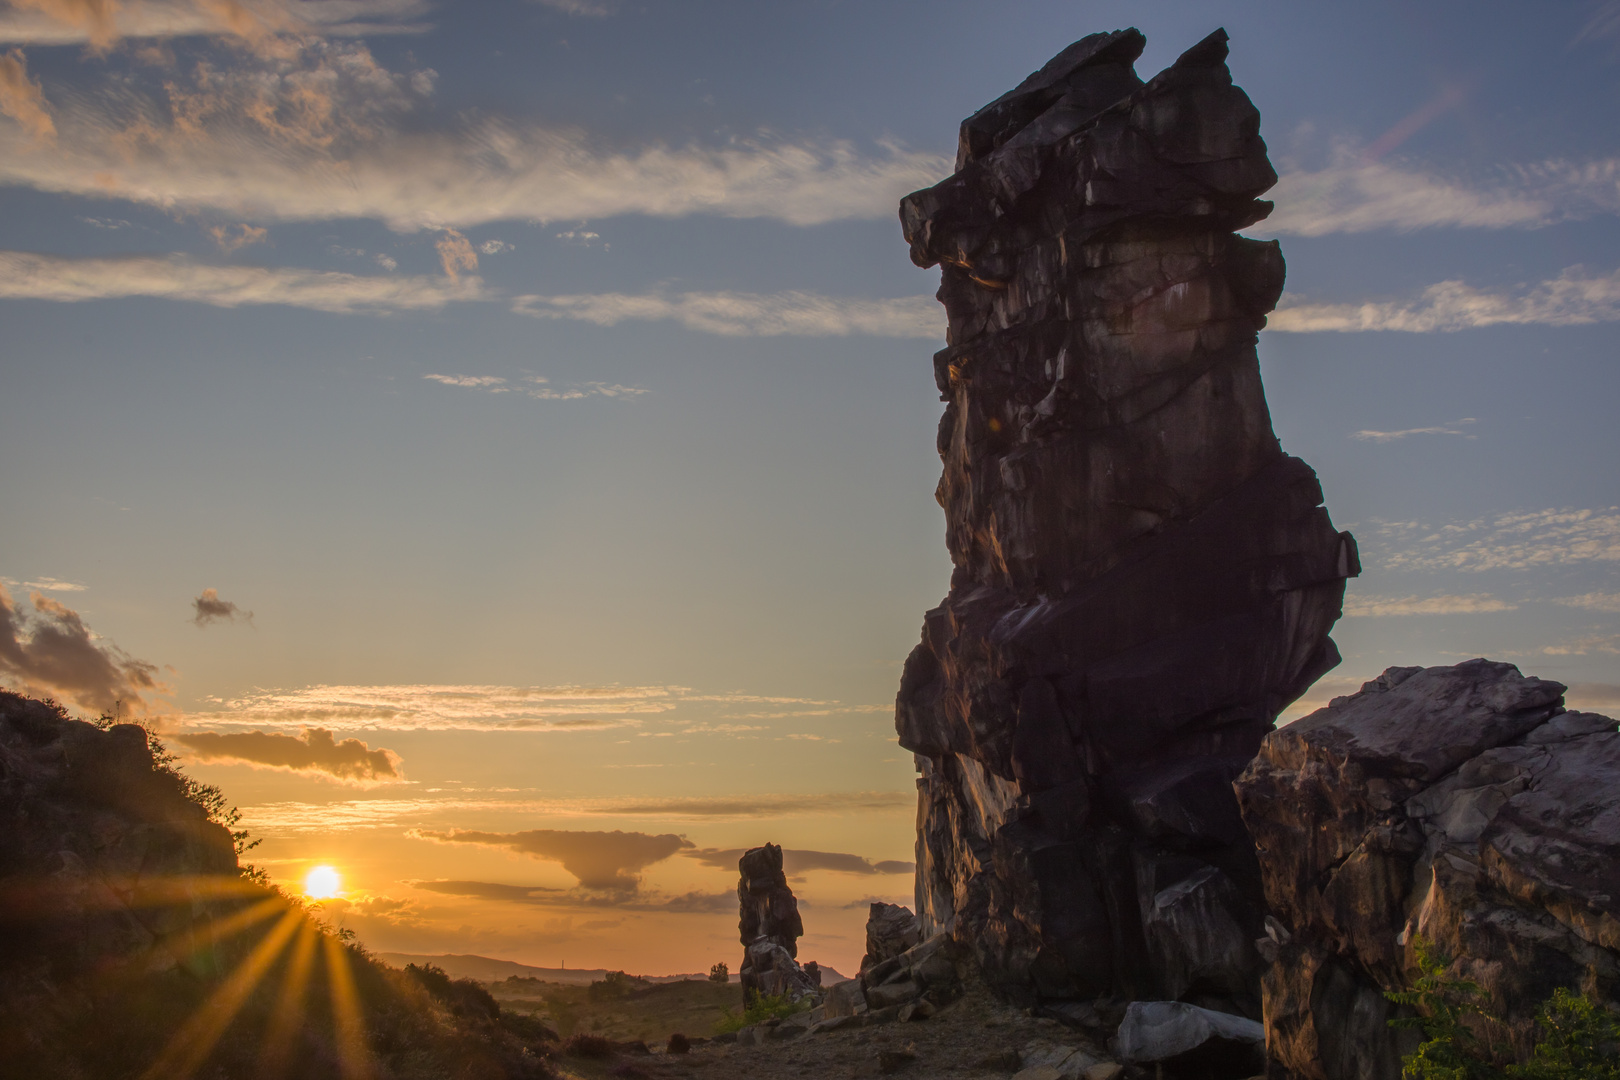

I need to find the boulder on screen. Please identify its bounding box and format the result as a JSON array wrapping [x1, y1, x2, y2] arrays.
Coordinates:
[[1235, 660, 1620, 1080], [1113, 1000, 1265, 1079], [863, 901, 922, 971], [895, 25, 1355, 1009]]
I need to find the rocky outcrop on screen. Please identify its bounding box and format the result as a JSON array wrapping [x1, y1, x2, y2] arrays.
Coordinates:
[[1235, 660, 1620, 1080], [823, 931, 969, 1024], [863, 902, 922, 973], [737, 843, 819, 1002], [895, 27, 1356, 1009]]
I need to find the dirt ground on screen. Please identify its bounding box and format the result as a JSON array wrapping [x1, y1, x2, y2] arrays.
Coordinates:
[[506, 976, 1126, 1080]]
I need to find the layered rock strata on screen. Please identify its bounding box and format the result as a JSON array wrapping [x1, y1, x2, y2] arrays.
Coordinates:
[[737, 843, 819, 1002], [1235, 660, 1620, 1080], [895, 27, 1357, 1009]]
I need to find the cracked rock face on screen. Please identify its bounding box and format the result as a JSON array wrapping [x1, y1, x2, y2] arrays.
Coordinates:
[[894, 27, 1356, 1009], [1236, 660, 1620, 1080], [737, 843, 820, 1002]]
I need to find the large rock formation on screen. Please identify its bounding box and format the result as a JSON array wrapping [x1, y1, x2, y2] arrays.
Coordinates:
[[895, 27, 1358, 1009], [1236, 660, 1620, 1080]]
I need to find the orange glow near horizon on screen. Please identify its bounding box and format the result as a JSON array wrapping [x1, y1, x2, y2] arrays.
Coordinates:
[[304, 865, 342, 899]]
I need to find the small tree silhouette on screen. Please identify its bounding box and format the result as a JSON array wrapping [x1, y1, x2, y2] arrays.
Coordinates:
[[708, 962, 728, 984]]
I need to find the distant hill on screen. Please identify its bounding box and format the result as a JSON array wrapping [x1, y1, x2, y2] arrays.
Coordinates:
[[376, 952, 845, 986]]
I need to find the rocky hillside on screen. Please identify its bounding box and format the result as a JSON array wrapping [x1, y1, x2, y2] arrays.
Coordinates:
[[0, 691, 555, 1080]]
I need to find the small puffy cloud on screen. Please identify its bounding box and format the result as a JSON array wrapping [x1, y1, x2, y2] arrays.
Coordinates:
[[1342, 593, 1516, 617], [0, 583, 165, 715], [532, 0, 614, 16], [683, 847, 914, 877], [512, 290, 942, 338], [192, 587, 252, 627], [373, 253, 397, 271], [0, 250, 490, 313], [423, 374, 509, 391], [410, 828, 694, 891], [434, 228, 478, 281], [1271, 267, 1620, 333], [478, 239, 511, 255], [208, 223, 267, 253], [171, 726, 404, 784], [1351, 419, 1476, 442], [0, 47, 54, 141]]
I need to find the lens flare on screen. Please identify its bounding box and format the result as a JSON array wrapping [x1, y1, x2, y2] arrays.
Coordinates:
[[304, 865, 341, 899]]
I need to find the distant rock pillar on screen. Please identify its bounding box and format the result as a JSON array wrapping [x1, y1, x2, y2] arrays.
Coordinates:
[[736, 843, 817, 1002]]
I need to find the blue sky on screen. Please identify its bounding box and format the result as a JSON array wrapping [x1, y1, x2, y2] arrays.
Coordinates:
[[1, 0, 1618, 974]]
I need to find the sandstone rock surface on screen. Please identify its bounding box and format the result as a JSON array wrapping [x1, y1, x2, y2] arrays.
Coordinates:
[[895, 26, 1356, 1008], [1235, 660, 1620, 1080]]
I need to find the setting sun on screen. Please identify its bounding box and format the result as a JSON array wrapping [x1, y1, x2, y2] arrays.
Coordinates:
[[303, 865, 341, 900]]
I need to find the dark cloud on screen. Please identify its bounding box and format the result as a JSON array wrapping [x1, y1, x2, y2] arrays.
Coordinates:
[[409, 828, 694, 891], [410, 880, 732, 913], [192, 587, 252, 627], [0, 583, 164, 715], [841, 895, 914, 910], [171, 727, 403, 784], [591, 791, 913, 818], [683, 847, 915, 877]]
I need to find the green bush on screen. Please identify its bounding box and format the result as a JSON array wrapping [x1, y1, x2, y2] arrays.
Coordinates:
[[713, 990, 811, 1034], [1387, 937, 1620, 1080]]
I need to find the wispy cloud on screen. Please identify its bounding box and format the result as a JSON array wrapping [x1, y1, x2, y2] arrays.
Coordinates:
[[1553, 592, 1620, 613], [0, 0, 431, 47], [409, 828, 693, 891], [0, 250, 488, 313], [1351, 419, 1476, 442], [192, 586, 252, 626], [512, 290, 942, 338], [1342, 593, 1516, 617], [171, 727, 404, 784], [1542, 634, 1620, 656], [0, 39, 949, 231], [0, 47, 55, 141], [183, 683, 882, 732], [684, 847, 913, 877], [1260, 153, 1620, 236], [235, 790, 915, 835], [411, 879, 734, 913], [207, 223, 267, 253], [1566, 683, 1620, 712], [1373, 508, 1620, 571], [421, 373, 649, 400], [0, 582, 165, 715], [1270, 266, 1620, 332], [1, 576, 88, 593], [530, 0, 615, 16]]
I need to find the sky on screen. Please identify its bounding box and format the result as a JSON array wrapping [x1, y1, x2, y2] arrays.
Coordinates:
[[2, 0, 1619, 978]]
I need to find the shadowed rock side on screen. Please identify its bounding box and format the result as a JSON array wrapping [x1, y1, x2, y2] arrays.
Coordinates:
[[1236, 660, 1620, 1080], [894, 27, 1357, 1010]]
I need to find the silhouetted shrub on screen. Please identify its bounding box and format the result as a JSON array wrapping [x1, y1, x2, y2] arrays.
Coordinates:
[[708, 962, 729, 983], [667, 1033, 691, 1054]]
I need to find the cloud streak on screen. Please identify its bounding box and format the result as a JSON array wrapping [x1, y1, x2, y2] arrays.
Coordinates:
[[410, 880, 733, 913], [0, 0, 431, 46], [0, 250, 488, 313], [1342, 593, 1516, 617], [683, 847, 914, 877], [1260, 155, 1620, 236], [1373, 508, 1620, 572], [512, 290, 943, 338], [171, 727, 404, 784], [422, 373, 649, 400], [1270, 267, 1620, 333], [1351, 419, 1476, 442], [409, 828, 694, 891], [0, 583, 165, 715]]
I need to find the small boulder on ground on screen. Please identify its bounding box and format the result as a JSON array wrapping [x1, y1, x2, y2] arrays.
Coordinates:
[[1113, 1001, 1264, 1079]]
